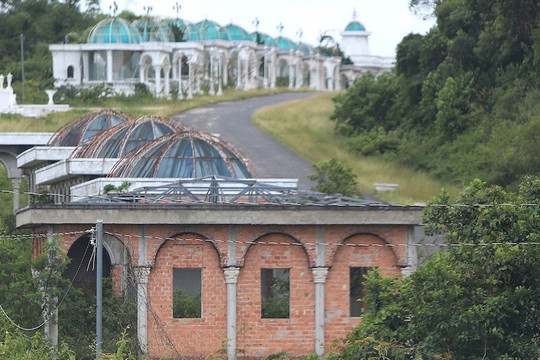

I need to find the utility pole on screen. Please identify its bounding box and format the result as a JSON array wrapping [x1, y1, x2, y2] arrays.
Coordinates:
[[96, 220, 103, 359], [19, 34, 25, 104]]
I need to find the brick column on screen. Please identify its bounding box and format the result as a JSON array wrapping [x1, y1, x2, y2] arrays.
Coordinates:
[[312, 267, 328, 356], [134, 266, 151, 353], [224, 267, 240, 360]]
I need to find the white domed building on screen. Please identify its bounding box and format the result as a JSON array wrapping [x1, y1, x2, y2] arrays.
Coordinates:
[[49, 10, 394, 97]]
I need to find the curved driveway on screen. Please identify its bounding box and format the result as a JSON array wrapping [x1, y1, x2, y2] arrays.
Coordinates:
[[173, 92, 317, 190]]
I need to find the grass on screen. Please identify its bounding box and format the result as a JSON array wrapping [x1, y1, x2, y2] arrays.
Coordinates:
[[252, 92, 459, 204], [0, 87, 299, 132]]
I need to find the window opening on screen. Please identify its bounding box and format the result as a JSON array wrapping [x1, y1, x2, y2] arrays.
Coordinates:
[[261, 268, 290, 318], [172, 268, 202, 318], [67, 65, 74, 78], [350, 267, 371, 317]]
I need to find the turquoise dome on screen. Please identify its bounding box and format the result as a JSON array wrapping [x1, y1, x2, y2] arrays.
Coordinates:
[[220, 24, 250, 41], [132, 18, 174, 42], [185, 20, 221, 41], [345, 21, 366, 31], [87, 17, 141, 44], [276, 36, 298, 51]]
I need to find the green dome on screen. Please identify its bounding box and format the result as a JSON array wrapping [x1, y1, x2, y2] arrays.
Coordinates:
[[185, 20, 221, 41], [132, 18, 174, 42], [276, 36, 298, 51], [345, 21, 366, 31], [87, 17, 141, 44], [220, 23, 250, 41]]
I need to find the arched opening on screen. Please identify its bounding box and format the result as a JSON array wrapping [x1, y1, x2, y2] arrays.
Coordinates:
[[67, 65, 74, 79], [65, 235, 112, 293]]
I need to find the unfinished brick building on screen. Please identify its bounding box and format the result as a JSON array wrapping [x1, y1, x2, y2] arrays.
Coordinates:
[[15, 110, 423, 358]]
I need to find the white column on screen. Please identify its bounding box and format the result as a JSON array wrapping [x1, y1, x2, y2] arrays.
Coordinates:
[[236, 58, 242, 89], [187, 63, 193, 100], [163, 65, 171, 99], [106, 50, 113, 82], [177, 61, 183, 100], [134, 266, 151, 353], [295, 62, 302, 88], [208, 54, 215, 96], [312, 267, 328, 356], [224, 267, 240, 360], [217, 56, 223, 96], [244, 59, 249, 90], [153, 65, 162, 97], [288, 59, 294, 89]]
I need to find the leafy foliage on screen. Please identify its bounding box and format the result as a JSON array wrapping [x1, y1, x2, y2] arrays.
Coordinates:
[[308, 159, 361, 197], [332, 0, 540, 189], [334, 177, 540, 359]]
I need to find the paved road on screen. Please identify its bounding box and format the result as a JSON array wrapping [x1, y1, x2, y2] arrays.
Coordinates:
[[173, 92, 317, 190]]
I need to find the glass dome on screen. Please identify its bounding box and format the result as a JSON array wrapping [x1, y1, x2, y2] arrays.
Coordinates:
[[276, 36, 298, 51], [132, 18, 175, 42], [87, 17, 141, 44], [109, 131, 254, 179], [48, 110, 132, 147], [185, 20, 222, 41], [345, 21, 366, 31], [71, 115, 186, 158], [220, 24, 250, 41]]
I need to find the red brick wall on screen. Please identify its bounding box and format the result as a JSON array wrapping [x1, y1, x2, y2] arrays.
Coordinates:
[[325, 233, 402, 344], [237, 233, 315, 356], [147, 234, 227, 358], [41, 223, 408, 358]]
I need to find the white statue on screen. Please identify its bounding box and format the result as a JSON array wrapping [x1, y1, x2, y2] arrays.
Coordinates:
[[6, 73, 12, 88], [0, 74, 4, 89]]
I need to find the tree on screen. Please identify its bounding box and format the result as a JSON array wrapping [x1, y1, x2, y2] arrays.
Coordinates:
[[336, 177, 540, 359], [307, 159, 361, 198]]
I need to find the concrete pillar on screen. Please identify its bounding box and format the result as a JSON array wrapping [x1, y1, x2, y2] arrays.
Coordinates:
[[11, 178, 21, 213], [236, 58, 242, 89], [224, 267, 240, 360], [153, 65, 162, 97], [312, 267, 328, 356], [43, 226, 58, 348], [134, 266, 151, 353], [187, 63, 193, 100], [177, 61, 183, 100], [163, 65, 171, 99], [208, 55, 215, 96], [106, 50, 113, 83], [288, 60, 294, 89]]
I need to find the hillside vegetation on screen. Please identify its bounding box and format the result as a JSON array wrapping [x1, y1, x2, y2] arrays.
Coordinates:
[[331, 0, 540, 190]]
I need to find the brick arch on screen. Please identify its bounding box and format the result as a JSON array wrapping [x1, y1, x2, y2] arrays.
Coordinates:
[[237, 232, 315, 356], [151, 231, 225, 267], [147, 232, 226, 357], [239, 231, 311, 268], [325, 233, 402, 343], [327, 231, 403, 269]]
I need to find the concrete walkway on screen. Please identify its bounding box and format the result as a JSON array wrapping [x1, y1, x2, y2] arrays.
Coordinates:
[[173, 92, 317, 190]]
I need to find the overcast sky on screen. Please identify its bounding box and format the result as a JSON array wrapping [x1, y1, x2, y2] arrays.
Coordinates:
[[102, 0, 436, 57]]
